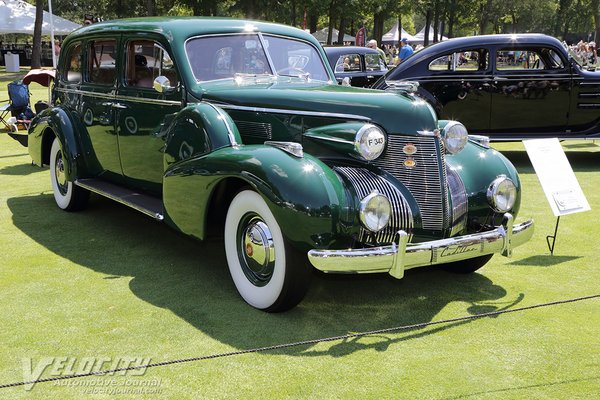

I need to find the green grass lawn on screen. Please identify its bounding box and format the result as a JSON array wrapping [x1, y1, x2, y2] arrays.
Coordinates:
[[0, 71, 599, 399]]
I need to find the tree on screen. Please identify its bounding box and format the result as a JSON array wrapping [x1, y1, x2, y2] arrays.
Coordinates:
[[31, 0, 44, 69]]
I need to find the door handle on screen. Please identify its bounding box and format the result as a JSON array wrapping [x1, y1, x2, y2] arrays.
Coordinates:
[[493, 76, 508, 81], [112, 103, 128, 109]]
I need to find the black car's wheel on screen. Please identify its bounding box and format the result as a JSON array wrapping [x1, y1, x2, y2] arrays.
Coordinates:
[[439, 255, 494, 274], [224, 190, 311, 312], [49, 137, 90, 211]]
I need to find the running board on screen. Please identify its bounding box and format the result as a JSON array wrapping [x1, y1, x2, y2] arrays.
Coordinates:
[[75, 179, 164, 221]]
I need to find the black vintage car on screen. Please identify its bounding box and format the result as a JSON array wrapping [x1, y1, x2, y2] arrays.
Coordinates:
[[324, 46, 388, 87], [373, 34, 600, 139]]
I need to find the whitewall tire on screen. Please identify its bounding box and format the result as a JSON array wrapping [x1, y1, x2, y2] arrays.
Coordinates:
[[224, 190, 310, 312], [49, 137, 89, 211]]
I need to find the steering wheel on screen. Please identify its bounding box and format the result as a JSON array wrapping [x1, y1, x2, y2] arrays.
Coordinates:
[[532, 59, 540, 69]]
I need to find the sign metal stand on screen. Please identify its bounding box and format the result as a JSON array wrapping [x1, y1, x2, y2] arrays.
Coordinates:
[[545, 216, 560, 255]]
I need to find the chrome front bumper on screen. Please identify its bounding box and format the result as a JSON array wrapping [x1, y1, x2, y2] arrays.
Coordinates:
[[307, 214, 534, 279]]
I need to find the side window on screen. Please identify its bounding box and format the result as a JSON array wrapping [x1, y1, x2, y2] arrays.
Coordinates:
[[87, 40, 117, 85], [497, 49, 546, 71], [63, 43, 82, 83], [428, 49, 488, 72], [126, 40, 179, 88], [365, 54, 386, 71], [334, 54, 361, 72]]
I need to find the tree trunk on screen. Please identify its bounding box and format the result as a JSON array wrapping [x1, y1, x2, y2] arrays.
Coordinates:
[[31, 0, 44, 69], [447, 0, 456, 38], [424, 8, 432, 46], [327, 0, 336, 45], [376, 13, 385, 44], [337, 17, 347, 45], [309, 12, 318, 33], [433, 0, 440, 43], [592, 0, 600, 43], [146, 0, 156, 16]]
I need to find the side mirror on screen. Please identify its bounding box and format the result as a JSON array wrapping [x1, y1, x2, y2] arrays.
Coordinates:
[[153, 76, 173, 93]]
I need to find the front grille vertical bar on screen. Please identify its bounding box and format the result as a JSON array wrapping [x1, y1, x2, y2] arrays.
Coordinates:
[[334, 167, 413, 244], [372, 135, 448, 231]]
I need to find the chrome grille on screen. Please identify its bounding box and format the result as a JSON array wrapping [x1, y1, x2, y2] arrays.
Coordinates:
[[235, 120, 273, 139], [446, 165, 468, 234], [334, 167, 413, 244], [372, 135, 448, 231]]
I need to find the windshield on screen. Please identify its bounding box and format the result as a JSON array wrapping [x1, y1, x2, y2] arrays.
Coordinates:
[[185, 34, 330, 82], [564, 41, 584, 67]]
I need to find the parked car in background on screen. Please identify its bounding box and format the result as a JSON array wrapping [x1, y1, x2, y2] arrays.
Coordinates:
[[324, 46, 388, 87], [28, 18, 533, 312], [373, 33, 600, 139]]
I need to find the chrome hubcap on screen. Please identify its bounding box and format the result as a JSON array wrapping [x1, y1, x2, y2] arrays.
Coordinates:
[[239, 216, 275, 286], [54, 150, 68, 194]]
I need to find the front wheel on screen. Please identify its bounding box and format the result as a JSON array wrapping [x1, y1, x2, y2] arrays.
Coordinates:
[[224, 190, 311, 312], [49, 137, 89, 211], [439, 254, 494, 274]]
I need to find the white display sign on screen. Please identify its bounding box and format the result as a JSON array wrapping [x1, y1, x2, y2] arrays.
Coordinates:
[[523, 138, 591, 217]]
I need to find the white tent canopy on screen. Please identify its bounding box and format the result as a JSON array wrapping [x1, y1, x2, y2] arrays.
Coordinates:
[[381, 21, 415, 44], [413, 26, 448, 44], [311, 28, 355, 44], [0, 0, 80, 35]]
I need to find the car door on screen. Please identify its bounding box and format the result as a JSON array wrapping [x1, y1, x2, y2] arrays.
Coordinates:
[[419, 48, 493, 133], [79, 37, 122, 180], [116, 39, 182, 195], [489, 46, 571, 136]]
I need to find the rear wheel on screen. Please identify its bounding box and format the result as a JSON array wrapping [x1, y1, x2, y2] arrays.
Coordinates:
[[224, 190, 311, 312], [439, 254, 493, 274], [49, 137, 89, 211]]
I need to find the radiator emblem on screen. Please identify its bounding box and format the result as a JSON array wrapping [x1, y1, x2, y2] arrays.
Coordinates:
[[403, 143, 417, 155], [404, 157, 416, 168]]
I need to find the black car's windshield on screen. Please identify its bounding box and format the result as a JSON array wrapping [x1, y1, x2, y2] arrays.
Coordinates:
[[186, 34, 330, 82]]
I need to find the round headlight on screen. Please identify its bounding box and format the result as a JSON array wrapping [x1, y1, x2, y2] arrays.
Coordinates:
[[359, 191, 391, 232], [354, 124, 386, 161], [487, 176, 517, 212], [443, 121, 468, 154]]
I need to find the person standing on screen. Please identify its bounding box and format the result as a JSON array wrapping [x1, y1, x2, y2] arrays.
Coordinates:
[[367, 39, 387, 65], [396, 38, 414, 65]]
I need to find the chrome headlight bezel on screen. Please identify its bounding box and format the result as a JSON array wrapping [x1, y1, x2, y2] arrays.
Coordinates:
[[487, 176, 517, 213], [442, 121, 469, 154], [354, 124, 386, 161], [359, 191, 391, 232]]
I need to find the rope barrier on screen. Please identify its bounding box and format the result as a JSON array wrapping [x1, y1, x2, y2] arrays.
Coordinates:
[[1, 293, 598, 390]]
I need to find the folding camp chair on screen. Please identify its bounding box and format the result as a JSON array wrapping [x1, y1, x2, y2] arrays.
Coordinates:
[[0, 80, 34, 134]]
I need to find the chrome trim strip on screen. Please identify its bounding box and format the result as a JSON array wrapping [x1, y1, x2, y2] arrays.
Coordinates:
[[55, 87, 181, 106], [74, 180, 164, 221], [212, 102, 371, 121], [205, 102, 238, 146], [303, 133, 354, 145], [307, 215, 534, 277], [393, 75, 571, 82]]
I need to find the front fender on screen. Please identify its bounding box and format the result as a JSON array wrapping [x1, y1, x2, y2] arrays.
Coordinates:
[[163, 145, 351, 251], [447, 141, 522, 218], [28, 106, 87, 180]]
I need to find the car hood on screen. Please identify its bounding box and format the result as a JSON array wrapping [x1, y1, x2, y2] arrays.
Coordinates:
[[194, 78, 437, 135]]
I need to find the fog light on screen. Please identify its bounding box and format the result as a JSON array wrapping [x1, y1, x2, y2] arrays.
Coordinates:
[[487, 176, 517, 212], [359, 191, 391, 232]]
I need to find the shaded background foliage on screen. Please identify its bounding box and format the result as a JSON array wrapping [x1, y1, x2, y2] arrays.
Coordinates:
[[17, 0, 600, 50]]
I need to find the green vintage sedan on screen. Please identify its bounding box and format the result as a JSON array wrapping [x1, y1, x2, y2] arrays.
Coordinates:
[[28, 18, 534, 311]]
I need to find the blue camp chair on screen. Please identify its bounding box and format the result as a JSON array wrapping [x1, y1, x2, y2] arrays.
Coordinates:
[[0, 80, 34, 133]]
